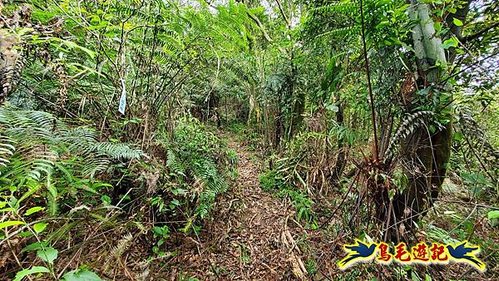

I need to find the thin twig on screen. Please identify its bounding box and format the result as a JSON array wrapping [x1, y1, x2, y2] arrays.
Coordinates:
[[359, 0, 379, 162]]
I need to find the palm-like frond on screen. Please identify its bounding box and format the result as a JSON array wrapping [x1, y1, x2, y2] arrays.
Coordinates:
[[384, 111, 437, 160], [312, 1, 358, 15], [0, 134, 15, 168], [0, 105, 143, 180]]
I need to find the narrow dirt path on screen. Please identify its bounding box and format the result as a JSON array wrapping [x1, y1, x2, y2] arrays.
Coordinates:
[[169, 137, 307, 280]]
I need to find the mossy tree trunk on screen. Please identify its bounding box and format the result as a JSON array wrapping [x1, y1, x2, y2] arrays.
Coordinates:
[[392, 0, 469, 237]]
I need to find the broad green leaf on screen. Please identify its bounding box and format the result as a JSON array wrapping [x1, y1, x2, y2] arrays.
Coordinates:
[[101, 195, 112, 205], [442, 37, 459, 49], [0, 221, 24, 229], [489, 210, 499, 227], [33, 222, 48, 233], [453, 18, 463, 27], [25, 207, 44, 216], [37, 246, 58, 264], [453, 132, 464, 141], [434, 22, 442, 33], [13, 266, 50, 281], [488, 210, 499, 220], [51, 38, 96, 59], [19, 231, 34, 238], [62, 269, 103, 281], [67, 63, 107, 79], [22, 241, 49, 253], [75, 184, 99, 194]]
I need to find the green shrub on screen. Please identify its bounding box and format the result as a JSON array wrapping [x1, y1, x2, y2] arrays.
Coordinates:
[[259, 170, 282, 191], [153, 117, 236, 232], [0, 106, 140, 280], [259, 169, 316, 226], [277, 188, 315, 225]]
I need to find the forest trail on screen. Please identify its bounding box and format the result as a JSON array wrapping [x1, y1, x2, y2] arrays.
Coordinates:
[[170, 135, 308, 280]]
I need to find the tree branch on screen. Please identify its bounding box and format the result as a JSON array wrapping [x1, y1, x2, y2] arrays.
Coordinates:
[[463, 21, 499, 43], [246, 11, 273, 42], [274, 0, 290, 27], [359, 0, 379, 162]]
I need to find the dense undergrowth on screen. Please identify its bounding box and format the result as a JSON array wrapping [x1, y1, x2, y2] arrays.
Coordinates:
[[0, 107, 143, 279], [0, 110, 235, 279], [257, 114, 498, 279], [258, 127, 498, 280], [149, 117, 237, 233]]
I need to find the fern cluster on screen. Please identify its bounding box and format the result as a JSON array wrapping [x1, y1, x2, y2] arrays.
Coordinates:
[[157, 117, 235, 227], [384, 111, 438, 161], [0, 105, 143, 180], [0, 105, 143, 277], [305, 0, 360, 40], [457, 108, 499, 161]]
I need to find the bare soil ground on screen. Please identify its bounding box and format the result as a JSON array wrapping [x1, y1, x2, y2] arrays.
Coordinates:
[[165, 139, 310, 280], [1, 135, 333, 281], [5, 135, 494, 281]]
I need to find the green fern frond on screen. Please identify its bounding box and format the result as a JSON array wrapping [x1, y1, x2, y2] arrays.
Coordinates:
[[80, 156, 112, 178], [91, 142, 143, 161], [28, 158, 55, 181], [316, 26, 360, 39], [384, 111, 436, 160], [0, 106, 143, 181], [0, 107, 55, 129], [166, 149, 185, 176], [0, 134, 15, 168], [58, 126, 97, 144], [162, 118, 232, 221], [312, 1, 358, 15]]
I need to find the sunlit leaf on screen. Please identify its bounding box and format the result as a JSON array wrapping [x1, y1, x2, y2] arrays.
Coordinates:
[[37, 246, 58, 264], [0, 221, 24, 229], [13, 266, 50, 281], [33, 222, 48, 233], [452, 18, 463, 27]]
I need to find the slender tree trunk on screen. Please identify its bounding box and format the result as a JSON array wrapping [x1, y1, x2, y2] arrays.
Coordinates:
[[0, 31, 22, 105], [275, 106, 283, 149], [332, 98, 346, 185], [289, 51, 304, 138]]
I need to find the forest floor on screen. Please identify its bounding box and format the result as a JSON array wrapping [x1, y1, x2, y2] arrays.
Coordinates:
[[23, 131, 337, 281], [17, 131, 495, 281], [166, 135, 314, 280], [160, 132, 499, 281]]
